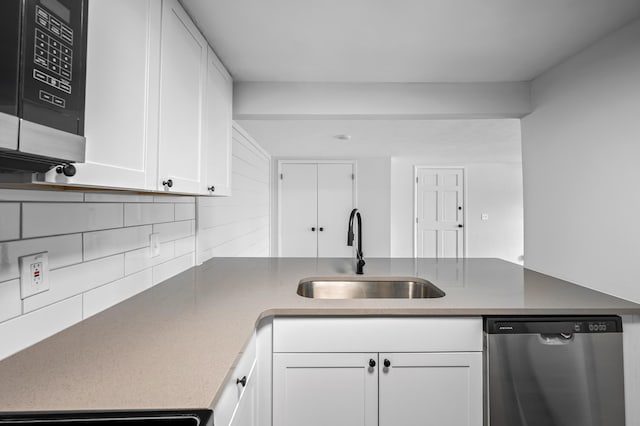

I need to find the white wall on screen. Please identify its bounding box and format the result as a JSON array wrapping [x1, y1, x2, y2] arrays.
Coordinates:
[[197, 123, 271, 262], [390, 159, 524, 263], [0, 190, 196, 360], [521, 18, 640, 302], [356, 158, 391, 257]]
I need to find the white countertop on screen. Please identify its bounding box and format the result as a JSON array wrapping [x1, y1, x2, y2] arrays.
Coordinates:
[[0, 257, 638, 411]]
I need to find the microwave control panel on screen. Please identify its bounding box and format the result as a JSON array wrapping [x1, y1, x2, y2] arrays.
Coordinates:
[[21, 0, 87, 135]]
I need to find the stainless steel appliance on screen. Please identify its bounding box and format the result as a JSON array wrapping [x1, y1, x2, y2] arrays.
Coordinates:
[[485, 316, 625, 426], [0, 0, 87, 175], [0, 410, 213, 426]]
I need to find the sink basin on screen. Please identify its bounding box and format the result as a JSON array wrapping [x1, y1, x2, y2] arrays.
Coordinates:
[[297, 276, 445, 299]]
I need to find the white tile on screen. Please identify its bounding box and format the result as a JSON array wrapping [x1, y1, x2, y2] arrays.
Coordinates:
[[153, 195, 195, 203], [0, 203, 20, 241], [83, 225, 151, 261], [174, 236, 195, 257], [0, 189, 83, 202], [152, 252, 194, 286], [153, 220, 193, 243], [23, 254, 124, 313], [0, 234, 82, 283], [175, 203, 195, 221], [124, 241, 175, 276], [0, 279, 22, 323], [124, 203, 174, 226], [84, 193, 154, 203], [22, 203, 123, 238], [83, 269, 153, 319], [0, 295, 82, 361]]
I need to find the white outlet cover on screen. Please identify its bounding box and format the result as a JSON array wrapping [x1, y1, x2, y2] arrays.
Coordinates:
[[481, 213, 489, 221], [19, 251, 50, 299], [150, 233, 160, 258]]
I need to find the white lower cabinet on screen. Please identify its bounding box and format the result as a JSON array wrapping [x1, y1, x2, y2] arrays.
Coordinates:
[[214, 333, 257, 426], [272, 317, 483, 426], [273, 353, 378, 426], [378, 352, 482, 426]]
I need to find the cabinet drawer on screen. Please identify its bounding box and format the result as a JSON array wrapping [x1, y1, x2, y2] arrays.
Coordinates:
[[214, 333, 256, 426], [273, 317, 482, 353]]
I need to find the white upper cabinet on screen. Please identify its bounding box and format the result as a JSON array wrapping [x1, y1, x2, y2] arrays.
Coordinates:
[[203, 47, 233, 196], [46, 0, 161, 190], [157, 0, 207, 194], [50, 0, 233, 195]]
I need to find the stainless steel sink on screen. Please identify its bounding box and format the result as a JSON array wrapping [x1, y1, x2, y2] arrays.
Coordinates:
[[297, 276, 445, 299]]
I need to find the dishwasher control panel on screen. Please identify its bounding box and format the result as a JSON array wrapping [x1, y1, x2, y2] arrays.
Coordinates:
[[485, 316, 622, 334]]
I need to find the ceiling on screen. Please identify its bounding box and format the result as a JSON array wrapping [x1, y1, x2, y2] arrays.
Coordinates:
[[236, 119, 522, 161], [181, 0, 640, 83], [182, 0, 638, 159]]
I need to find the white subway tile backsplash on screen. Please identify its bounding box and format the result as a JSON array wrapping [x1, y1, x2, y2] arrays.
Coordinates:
[[152, 252, 194, 286], [0, 295, 82, 361], [0, 189, 83, 202], [23, 254, 124, 313], [124, 203, 174, 226], [0, 234, 82, 283], [153, 220, 193, 243], [175, 203, 195, 221], [84, 193, 155, 203], [0, 203, 20, 242], [174, 236, 195, 257], [0, 279, 21, 323], [124, 241, 175, 276], [84, 225, 151, 261], [83, 269, 153, 319], [153, 195, 195, 203], [23, 203, 123, 238]]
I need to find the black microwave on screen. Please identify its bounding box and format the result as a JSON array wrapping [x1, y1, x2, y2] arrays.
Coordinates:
[[0, 0, 87, 174]]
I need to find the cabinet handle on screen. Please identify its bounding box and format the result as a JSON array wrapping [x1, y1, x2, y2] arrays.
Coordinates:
[[311, 227, 316, 232], [56, 163, 76, 177], [369, 359, 376, 368], [458, 224, 463, 228], [162, 179, 173, 188], [383, 359, 391, 367], [319, 227, 324, 232], [236, 376, 247, 387], [207, 185, 215, 192]]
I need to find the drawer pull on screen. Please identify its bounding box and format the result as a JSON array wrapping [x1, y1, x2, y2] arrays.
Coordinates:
[[236, 375, 247, 387]]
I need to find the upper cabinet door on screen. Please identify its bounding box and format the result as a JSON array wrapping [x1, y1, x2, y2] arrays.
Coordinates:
[[203, 47, 233, 196], [46, 0, 161, 190], [157, 0, 207, 194]]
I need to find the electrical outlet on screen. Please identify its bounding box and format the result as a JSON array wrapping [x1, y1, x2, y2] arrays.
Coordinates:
[[19, 252, 50, 299], [150, 233, 160, 258], [481, 213, 489, 221]]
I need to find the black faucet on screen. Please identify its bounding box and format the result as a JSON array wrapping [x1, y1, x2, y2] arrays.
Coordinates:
[[347, 208, 365, 274]]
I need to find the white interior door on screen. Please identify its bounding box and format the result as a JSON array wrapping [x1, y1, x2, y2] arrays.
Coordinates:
[[416, 168, 464, 258], [317, 163, 354, 257], [279, 163, 318, 257], [273, 353, 378, 426], [379, 352, 482, 426]]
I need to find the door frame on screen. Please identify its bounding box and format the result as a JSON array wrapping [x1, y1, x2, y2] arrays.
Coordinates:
[[413, 166, 467, 258], [276, 160, 357, 256]]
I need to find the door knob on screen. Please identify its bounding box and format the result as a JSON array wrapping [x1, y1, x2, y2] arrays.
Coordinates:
[[369, 359, 376, 367], [319, 227, 324, 232], [311, 227, 316, 232], [458, 224, 463, 228], [162, 179, 173, 188], [207, 185, 215, 192], [383, 359, 391, 367]]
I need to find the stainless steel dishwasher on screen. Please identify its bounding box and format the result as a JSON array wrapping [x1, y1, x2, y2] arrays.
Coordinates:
[[485, 316, 625, 426]]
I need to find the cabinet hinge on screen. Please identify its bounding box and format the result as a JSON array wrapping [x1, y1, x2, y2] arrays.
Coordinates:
[[351, 173, 355, 180], [280, 173, 283, 180], [416, 217, 419, 224], [416, 177, 419, 184]]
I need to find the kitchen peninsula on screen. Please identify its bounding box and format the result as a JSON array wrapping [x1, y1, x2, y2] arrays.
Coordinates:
[[0, 257, 638, 417]]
